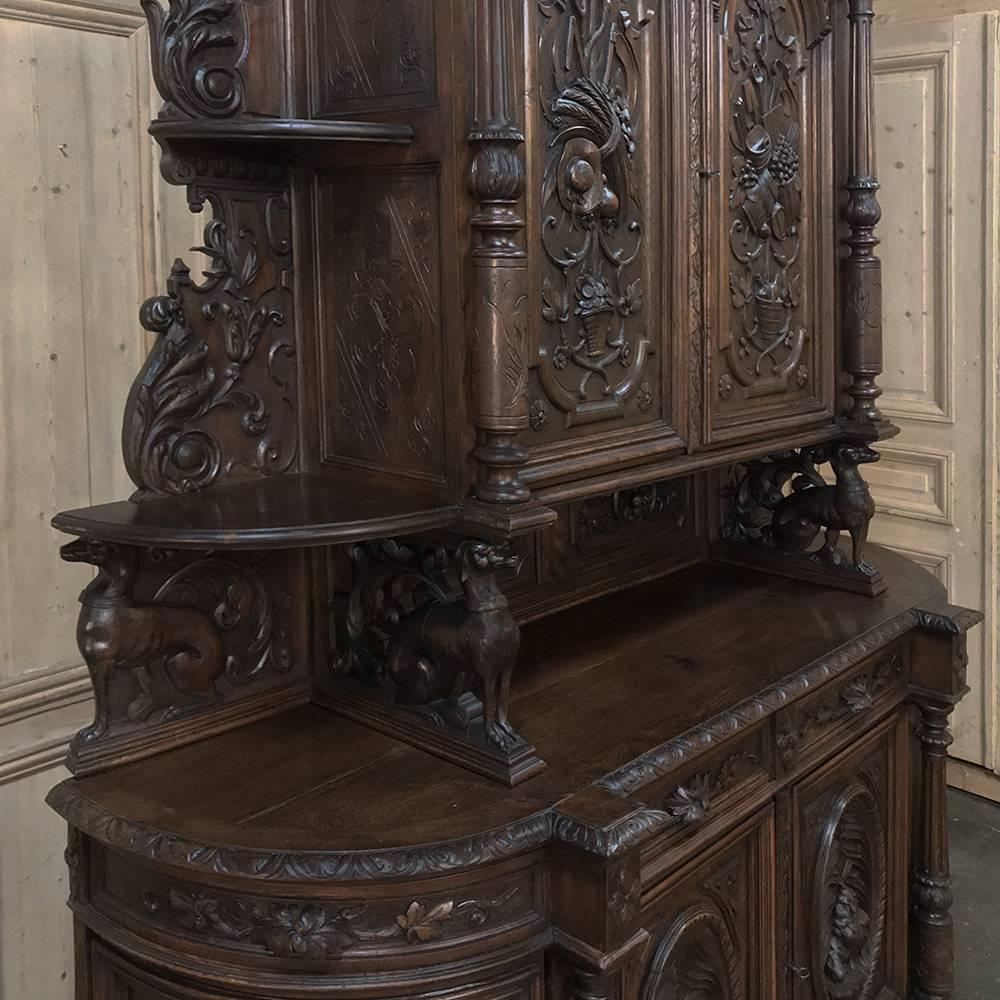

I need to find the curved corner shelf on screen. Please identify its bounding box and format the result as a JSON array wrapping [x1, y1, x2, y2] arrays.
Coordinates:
[[52, 475, 460, 551], [149, 117, 415, 146]]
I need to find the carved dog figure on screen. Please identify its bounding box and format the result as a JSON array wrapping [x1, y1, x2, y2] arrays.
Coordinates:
[[770, 442, 879, 570], [387, 542, 522, 751], [61, 539, 225, 742]]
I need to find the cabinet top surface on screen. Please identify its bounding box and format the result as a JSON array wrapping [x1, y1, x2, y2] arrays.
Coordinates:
[[49, 548, 964, 881]]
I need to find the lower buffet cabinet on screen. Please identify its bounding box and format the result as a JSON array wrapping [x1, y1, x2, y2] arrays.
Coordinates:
[[52, 554, 975, 1000], [71, 715, 918, 1000]]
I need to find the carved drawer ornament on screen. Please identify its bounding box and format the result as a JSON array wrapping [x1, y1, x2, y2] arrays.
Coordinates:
[[662, 751, 761, 826], [777, 652, 904, 765], [575, 481, 686, 545], [536, 0, 655, 424], [149, 885, 519, 959], [721, 0, 809, 398]]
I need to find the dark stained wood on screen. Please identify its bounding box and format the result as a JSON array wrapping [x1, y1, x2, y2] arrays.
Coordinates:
[[44, 2, 981, 998], [52, 474, 461, 550]]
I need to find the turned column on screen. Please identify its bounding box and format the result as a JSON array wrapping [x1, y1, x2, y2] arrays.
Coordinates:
[[468, 0, 531, 504], [908, 608, 982, 1000], [842, 0, 895, 439], [911, 697, 956, 1000]]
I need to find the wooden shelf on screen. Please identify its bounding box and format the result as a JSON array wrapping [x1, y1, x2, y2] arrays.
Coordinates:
[[52, 475, 460, 551], [150, 117, 414, 147]]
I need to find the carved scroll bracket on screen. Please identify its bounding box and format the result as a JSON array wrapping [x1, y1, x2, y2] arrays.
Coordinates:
[[717, 440, 886, 596]]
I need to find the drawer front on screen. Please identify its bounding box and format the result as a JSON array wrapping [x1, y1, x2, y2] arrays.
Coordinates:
[[775, 644, 908, 775], [637, 809, 776, 1000]]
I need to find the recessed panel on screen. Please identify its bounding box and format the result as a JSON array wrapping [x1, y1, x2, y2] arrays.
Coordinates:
[[875, 53, 952, 424], [318, 170, 446, 483], [312, 0, 436, 115]]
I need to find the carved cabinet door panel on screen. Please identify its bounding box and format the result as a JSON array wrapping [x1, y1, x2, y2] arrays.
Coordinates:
[[785, 716, 910, 1000], [638, 809, 776, 1000], [526, 0, 685, 482], [703, 0, 837, 445]]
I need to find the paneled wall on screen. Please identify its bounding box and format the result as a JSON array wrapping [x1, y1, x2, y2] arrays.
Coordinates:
[[870, 10, 1000, 777], [0, 2, 198, 995]]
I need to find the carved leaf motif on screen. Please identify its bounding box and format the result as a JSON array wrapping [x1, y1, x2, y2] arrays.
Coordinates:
[[141, 0, 246, 118], [396, 900, 454, 943]]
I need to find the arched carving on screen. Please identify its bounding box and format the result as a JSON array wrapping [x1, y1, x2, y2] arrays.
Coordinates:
[[811, 781, 887, 1000], [642, 904, 744, 1000]]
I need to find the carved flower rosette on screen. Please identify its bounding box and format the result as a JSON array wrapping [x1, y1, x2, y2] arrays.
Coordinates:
[[535, 0, 655, 430]]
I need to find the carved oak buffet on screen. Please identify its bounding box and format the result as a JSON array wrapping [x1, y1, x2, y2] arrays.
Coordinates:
[[46, 2, 980, 1000]]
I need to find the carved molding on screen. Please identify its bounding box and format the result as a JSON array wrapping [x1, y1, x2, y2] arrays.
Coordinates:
[[536, 0, 654, 426], [599, 614, 916, 795], [47, 782, 553, 882]]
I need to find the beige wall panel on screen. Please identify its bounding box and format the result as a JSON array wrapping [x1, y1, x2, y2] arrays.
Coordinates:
[[873, 13, 1000, 769], [0, 4, 205, 998]]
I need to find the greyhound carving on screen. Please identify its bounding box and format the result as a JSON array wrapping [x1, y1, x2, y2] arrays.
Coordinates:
[[62, 539, 271, 743], [386, 542, 523, 752], [770, 442, 879, 572]]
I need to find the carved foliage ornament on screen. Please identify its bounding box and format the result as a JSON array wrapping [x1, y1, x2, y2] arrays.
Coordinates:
[[537, 0, 654, 422], [722, 0, 809, 397], [153, 885, 519, 959], [123, 196, 297, 500], [142, 0, 248, 119], [812, 783, 886, 1000]]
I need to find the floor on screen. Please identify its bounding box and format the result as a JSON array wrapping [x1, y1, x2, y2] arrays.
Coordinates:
[[950, 789, 1000, 999]]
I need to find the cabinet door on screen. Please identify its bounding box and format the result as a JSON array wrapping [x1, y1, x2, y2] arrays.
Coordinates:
[[703, 0, 837, 445], [638, 810, 775, 1000], [786, 716, 910, 1000]]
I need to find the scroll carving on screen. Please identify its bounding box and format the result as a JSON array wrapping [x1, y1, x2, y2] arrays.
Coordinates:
[[61, 540, 293, 758], [575, 482, 686, 545], [537, 0, 654, 425], [141, 0, 248, 119], [721, 0, 808, 399], [123, 194, 297, 500], [721, 442, 880, 580], [334, 539, 528, 753]]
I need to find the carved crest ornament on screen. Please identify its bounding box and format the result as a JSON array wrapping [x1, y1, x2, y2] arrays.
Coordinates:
[[537, 0, 655, 424]]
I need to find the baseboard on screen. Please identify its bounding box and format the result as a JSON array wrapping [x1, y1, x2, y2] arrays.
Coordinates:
[[948, 759, 1000, 804]]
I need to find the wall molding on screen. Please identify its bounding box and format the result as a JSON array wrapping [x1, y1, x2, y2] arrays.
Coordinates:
[[0, 0, 144, 35]]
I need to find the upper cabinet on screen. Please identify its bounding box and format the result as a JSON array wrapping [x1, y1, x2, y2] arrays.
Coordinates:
[[704, 0, 837, 446]]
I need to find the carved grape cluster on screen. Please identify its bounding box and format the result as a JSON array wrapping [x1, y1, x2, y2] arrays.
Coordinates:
[[771, 133, 800, 186]]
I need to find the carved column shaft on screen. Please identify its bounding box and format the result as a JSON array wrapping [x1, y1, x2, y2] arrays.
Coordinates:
[[842, 0, 889, 435], [911, 699, 955, 1000], [468, 0, 531, 505]]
